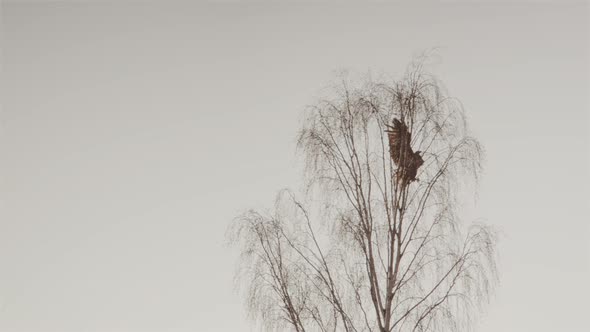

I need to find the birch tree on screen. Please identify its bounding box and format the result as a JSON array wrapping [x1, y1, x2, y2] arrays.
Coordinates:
[[228, 60, 498, 332]]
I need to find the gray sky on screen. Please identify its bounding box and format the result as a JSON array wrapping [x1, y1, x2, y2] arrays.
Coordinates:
[[1, 1, 589, 332]]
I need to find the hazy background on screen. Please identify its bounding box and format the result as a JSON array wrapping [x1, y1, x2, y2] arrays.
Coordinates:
[[1, 1, 589, 331]]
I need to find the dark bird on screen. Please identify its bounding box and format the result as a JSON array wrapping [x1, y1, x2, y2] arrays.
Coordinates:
[[385, 118, 424, 186]]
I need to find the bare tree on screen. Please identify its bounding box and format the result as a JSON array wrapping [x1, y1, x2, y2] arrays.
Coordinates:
[[228, 59, 498, 332]]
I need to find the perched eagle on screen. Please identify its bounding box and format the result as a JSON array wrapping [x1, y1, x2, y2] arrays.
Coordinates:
[[385, 118, 424, 185]]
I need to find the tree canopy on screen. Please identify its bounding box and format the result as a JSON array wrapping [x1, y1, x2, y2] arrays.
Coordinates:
[[228, 59, 498, 332]]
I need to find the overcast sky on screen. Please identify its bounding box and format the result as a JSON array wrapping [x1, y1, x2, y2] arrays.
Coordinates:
[[1, 1, 589, 332]]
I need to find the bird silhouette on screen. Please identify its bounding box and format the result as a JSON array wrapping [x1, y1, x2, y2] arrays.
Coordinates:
[[385, 118, 424, 186]]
